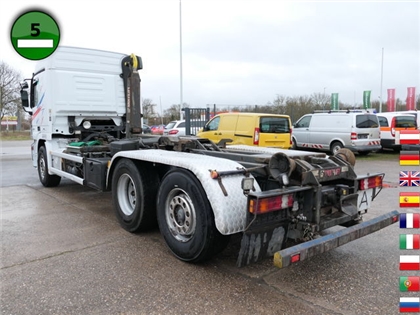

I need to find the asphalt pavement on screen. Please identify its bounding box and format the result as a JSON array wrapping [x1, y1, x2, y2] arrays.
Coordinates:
[[0, 141, 414, 315]]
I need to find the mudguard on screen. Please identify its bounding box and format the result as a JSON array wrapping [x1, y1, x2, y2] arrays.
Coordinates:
[[109, 150, 262, 235]]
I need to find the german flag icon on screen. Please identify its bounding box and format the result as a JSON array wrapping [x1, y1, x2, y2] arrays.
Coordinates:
[[400, 151, 420, 166]]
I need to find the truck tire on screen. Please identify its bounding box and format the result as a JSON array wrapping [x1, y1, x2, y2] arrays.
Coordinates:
[[38, 146, 61, 187], [330, 141, 343, 155], [157, 169, 229, 263], [112, 159, 158, 232]]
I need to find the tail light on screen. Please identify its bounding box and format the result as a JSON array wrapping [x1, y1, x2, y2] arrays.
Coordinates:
[[249, 194, 293, 214], [359, 175, 383, 190], [351, 132, 357, 140], [253, 127, 260, 145], [168, 130, 179, 135], [391, 117, 396, 137], [290, 128, 293, 145]]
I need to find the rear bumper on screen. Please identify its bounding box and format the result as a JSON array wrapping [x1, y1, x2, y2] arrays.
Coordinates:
[[345, 145, 382, 152], [381, 139, 400, 149], [273, 210, 399, 268]]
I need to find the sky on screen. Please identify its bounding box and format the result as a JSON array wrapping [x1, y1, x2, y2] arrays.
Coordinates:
[[1, 0, 419, 112]]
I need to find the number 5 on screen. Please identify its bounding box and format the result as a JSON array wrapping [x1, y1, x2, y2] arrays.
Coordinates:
[[31, 23, 40, 37]]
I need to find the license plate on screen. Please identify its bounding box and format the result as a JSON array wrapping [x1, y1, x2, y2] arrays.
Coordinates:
[[357, 188, 374, 211], [358, 134, 368, 139]]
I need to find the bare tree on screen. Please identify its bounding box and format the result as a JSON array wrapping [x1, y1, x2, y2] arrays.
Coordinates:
[[311, 92, 329, 111], [0, 61, 22, 120], [163, 104, 182, 121], [142, 98, 157, 120]]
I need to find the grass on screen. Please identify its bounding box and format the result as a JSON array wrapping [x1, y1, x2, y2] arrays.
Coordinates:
[[0, 131, 32, 141], [356, 150, 400, 161]]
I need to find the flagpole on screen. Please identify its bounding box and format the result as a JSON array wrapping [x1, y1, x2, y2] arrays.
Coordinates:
[[179, 0, 184, 120], [379, 47, 384, 113]]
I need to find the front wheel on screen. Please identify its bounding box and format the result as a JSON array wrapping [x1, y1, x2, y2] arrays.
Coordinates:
[[291, 138, 298, 150], [157, 169, 229, 263], [38, 146, 61, 187]]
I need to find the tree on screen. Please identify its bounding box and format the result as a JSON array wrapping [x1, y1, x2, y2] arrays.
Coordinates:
[[164, 104, 182, 121], [311, 92, 329, 111], [142, 98, 158, 119], [0, 61, 22, 120]]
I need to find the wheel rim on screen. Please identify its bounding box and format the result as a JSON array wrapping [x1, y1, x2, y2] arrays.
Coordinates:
[[165, 188, 196, 242], [39, 155, 46, 181], [117, 173, 136, 216], [332, 145, 342, 154]]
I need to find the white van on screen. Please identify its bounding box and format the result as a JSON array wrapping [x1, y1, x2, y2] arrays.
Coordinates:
[[292, 110, 381, 155], [376, 112, 418, 150]]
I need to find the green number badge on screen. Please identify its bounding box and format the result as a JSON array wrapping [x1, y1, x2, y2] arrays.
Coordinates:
[[10, 10, 60, 60]]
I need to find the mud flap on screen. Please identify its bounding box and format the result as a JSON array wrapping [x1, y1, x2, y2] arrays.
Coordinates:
[[340, 193, 358, 216], [237, 226, 286, 267]]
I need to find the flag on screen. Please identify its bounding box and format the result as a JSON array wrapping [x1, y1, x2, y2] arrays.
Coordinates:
[[400, 151, 420, 166], [399, 130, 420, 145], [407, 87, 416, 111], [400, 276, 420, 291], [363, 90, 371, 109], [400, 171, 420, 187], [331, 93, 339, 110], [400, 234, 420, 249], [387, 88, 396, 112], [400, 255, 420, 270], [400, 192, 420, 208], [400, 213, 420, 228], [400, 297, 420, 312]]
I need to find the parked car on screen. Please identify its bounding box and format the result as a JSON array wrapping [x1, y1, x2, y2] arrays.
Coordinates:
[[292, 110, 381, 155], [376, 112, 418, 150], [163, 120, 206, 136], [150, 124, 165, 135], [142, 124, 152, 134], [197, 113, 292, 148]]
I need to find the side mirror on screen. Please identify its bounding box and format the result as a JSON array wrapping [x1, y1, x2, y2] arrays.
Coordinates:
[[20, 90, 31, 114]]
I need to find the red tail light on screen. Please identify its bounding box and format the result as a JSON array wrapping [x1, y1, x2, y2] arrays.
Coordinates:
[[253, 127, 260, 145], [169, 130, 179, 135], [290, 128, 293, 145], [359, 175, 382, 190], [249, 194, 293, 214], [391, 117, 396, 137], [351, 132, 357, 140]]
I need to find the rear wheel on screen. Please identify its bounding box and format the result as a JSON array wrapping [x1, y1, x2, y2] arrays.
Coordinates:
[[38, 146, 61, 187], [112, 159, 158, 232], [330, 141, 343, 155], [157, 169, 229, 263]]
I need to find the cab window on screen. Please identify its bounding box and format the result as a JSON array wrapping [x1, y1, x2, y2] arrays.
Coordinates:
[[294, 116, 311, 128], [204, 116, 220, 131], [378, 116, 388, 127]]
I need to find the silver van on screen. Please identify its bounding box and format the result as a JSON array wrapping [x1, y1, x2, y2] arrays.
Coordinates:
[[292, 110, 381, 155]]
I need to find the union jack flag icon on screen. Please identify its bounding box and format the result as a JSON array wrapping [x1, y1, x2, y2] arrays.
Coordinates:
[[400, 171, 420, 187]]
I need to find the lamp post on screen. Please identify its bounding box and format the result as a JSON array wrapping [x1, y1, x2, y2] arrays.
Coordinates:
[[179, 0, 184, 120], [379, 47, 384, 113], [323, 87, 327, 110]]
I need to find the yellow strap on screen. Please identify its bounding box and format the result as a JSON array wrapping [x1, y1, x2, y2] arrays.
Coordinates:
[[130, 53, 138, 69]]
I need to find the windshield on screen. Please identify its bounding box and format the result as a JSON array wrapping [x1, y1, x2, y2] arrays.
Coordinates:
[[165, 122, 177, 129]]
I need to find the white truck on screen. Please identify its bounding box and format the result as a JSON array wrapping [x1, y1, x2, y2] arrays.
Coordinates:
[[20, 46, 399, 268]]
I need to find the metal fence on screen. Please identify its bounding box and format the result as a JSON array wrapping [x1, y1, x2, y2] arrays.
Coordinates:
[[183, 107, 210, 136]]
